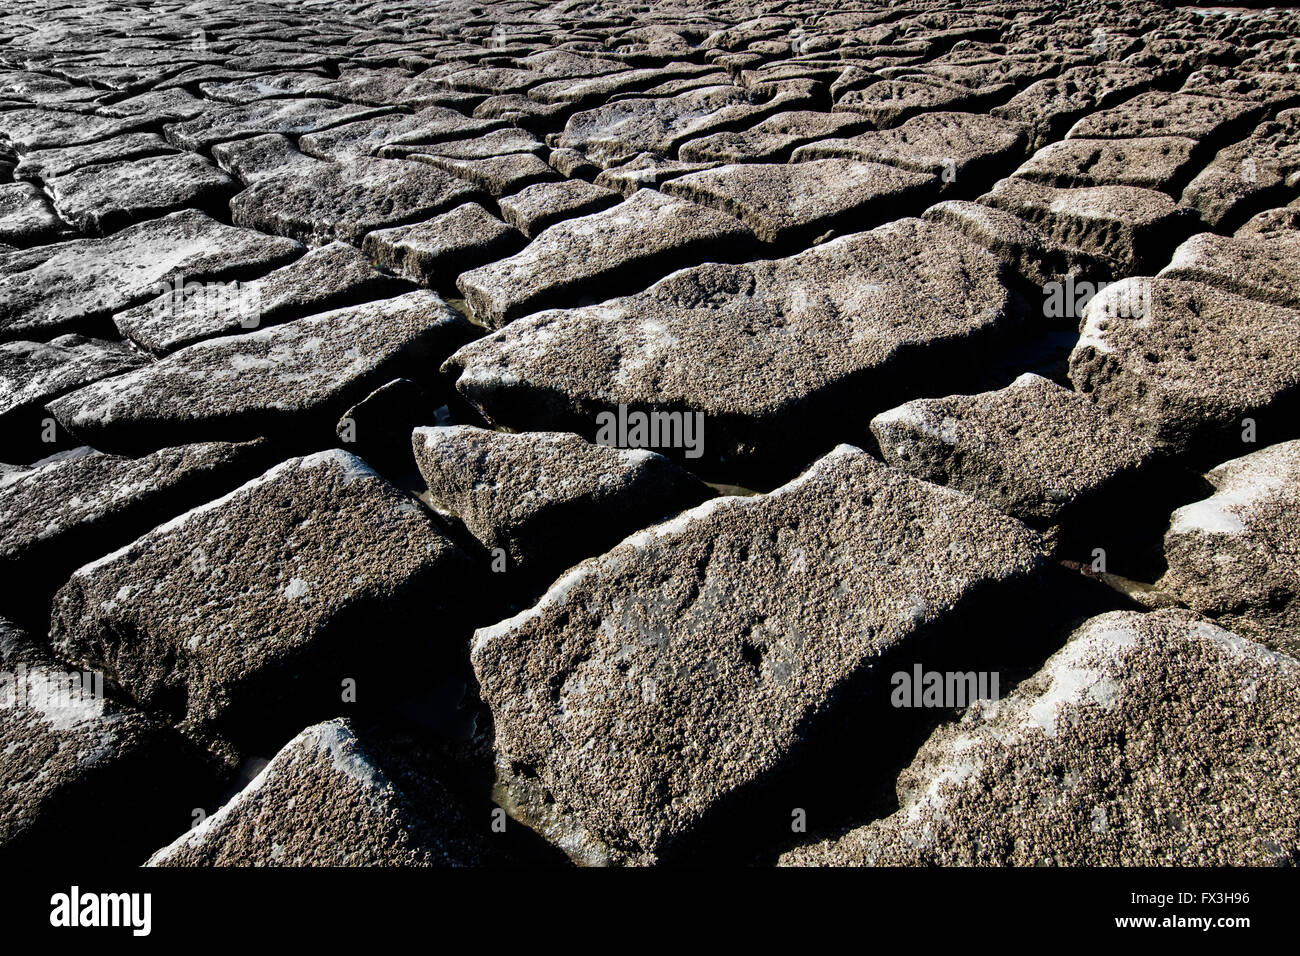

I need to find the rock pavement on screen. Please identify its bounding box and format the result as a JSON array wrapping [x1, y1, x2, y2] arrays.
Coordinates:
[[2, 0, 1298, 869]]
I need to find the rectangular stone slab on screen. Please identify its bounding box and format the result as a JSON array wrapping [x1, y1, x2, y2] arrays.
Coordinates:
[[112, 241, 408, 354], [781, 609, 1300, 866], [660, 158, 939, 245], [977, 178, 1194, 275], [229, 156, 483, 247], [1158, 230, 1300, 310], [792, 111, 1030, 192], [50, 450, 477, 749], [0, 209, 303, 341], [47, 290, 476, 454], [1069, 277, 1300, 457], [45, 151, 237, 236], [1159, 441, 1300, 657], [0, 440, 279, 627], [446, 217, 1015, 482], [1, 617, 214, 864], [471, 445, 1044, 859], [870, 373, 1155, 532], [163, 97, 394, 151], [147, 718, 497, 866], [455, 189, 756, 327]]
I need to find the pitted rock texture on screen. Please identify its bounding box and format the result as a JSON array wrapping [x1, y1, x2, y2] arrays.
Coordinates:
[[47, 291, 475, 453], [870, 373, 1155, 537], [447, 218, 1015, 482], [413, 425, 714, 584], [0, 616, 212, 864], [148, 719, 495, 867], [472, 446, 1045, 859], [2, 0, 1299, 870], [113, 241, 408, 354], [49, 450, 477, 750], [1159, 441, 1300, 657], [1069, 278, 1300, 459], [455, 188, 757, 327], [0, 210, 302, 341], [780, 610, 1300, 866], [229, 156, 483, 246], [0, 440, 277, 626]]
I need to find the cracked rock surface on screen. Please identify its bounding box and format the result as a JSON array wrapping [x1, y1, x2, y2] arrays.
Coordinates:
[[2, 0, 1299, 869]]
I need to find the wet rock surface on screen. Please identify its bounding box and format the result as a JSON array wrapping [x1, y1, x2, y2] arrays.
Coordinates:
[[1, 0, 1297, 869]]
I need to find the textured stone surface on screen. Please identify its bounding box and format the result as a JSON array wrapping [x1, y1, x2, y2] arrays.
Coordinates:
[[455, 189, 755, 327], [148, 719, 494, 866], [362, 203, 522, 288], [50, 450, 477, 747], [163, 97, 391, 152], [0, 210, 302, 341], [1180, 110, 1300, 229], [591, 153, 720, 195], [210, 134, 324, 185], [1158, 230, 1300, 311], [661, 159, 938, 245], [0, 616, 211, 864], [230, 157, 482, 246], [413, 425, 714, 582], [991, 65, 1156, 148], [921, 199, 1105, 286], [978, 178, 1193, 274], [1160, 441, 1300, 657], [0, 107, 153, 151], [300, 108, 499, 162], [113, 241, 406, 354], [473, 446, 1044, 859], [406, 151, 559, 197], [0, 333, 145, 437], [793, 111, 1030, 190], [0, 440, 277, 625], [558, 84, 812, 165], [680, 110, 872, 163], [13, 132, 178, 181], [48, 291, 475, 453], [1066, 92, 1263, 145], [498, 180, 621, 238], [3, 0, 1299, 872], [0, 181, 64, 244], [781, 610, 1300, 866], [870, 373, 1155, 532], [448, 219, 1015, 479], [1070, 278, 1300, 457], [1012, 136, 1198, 193], [45, 152, 236, 236]]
